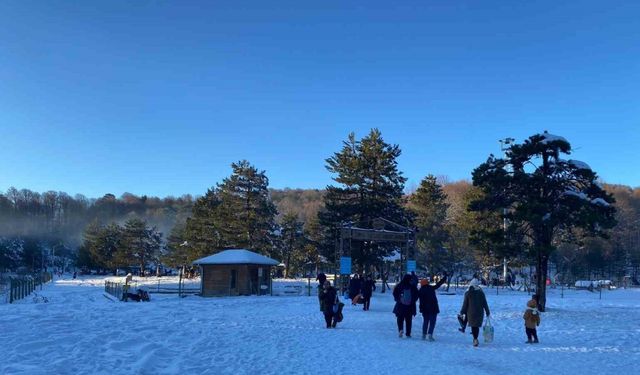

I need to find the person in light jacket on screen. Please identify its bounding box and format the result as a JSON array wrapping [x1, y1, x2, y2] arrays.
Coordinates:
[[523, 295, 540, 343]]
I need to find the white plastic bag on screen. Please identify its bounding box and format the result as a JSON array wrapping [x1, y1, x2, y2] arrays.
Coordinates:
[[483, 317, 494, 343]]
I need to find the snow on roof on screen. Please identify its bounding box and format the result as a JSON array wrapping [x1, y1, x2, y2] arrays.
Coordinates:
[[568, 159, 591, 170], [540, 132, 568, 145], [192, 249, 279, 266], [591, 198, 610, 207]]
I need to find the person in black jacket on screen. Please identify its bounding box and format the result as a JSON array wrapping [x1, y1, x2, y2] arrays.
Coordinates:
[[319, 280, 338, 328], [418, 273, 447, 341], [393, 274, 419, 338], [361, 274, 376, 311], [348, 274, 362, 300]]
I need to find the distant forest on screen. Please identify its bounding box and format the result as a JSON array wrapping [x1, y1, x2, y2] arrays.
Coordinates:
[[1, 182, 638, 277], [1, 130, 639, 285]]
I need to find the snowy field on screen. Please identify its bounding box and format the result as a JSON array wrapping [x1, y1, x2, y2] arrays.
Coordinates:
[[1, 276, 639, 375]]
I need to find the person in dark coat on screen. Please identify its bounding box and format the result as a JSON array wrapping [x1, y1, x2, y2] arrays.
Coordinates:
[[361, 275, 376, 311], [348, 274, 362, 300], [418, 273, 447, 341], [317, 273, 327, 311], [410, 271, 419, 287], [460, 278, 491, 346], [320, 280, 339, 328], [393, 274, 419, 338]]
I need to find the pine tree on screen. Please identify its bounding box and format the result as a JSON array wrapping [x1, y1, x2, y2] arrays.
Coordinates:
[[408, 175, 450, 272], [83, 221, 123, 272], [320, 129, 409, 267], [120, 218, 162, 277], [216, 161, 278, 255], [182, 161, 278, 259], [280, 212, 305, 278], [183, 189, 224, 261], [470, 132, 616, 310]]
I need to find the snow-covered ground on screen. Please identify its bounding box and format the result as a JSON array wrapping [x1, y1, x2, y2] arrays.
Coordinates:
[[1, 276, 639, 375]]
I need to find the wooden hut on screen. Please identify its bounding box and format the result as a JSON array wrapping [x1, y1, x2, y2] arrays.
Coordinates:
[[193, 249, 279, 297]]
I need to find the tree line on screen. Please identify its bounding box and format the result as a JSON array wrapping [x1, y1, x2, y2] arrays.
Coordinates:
[[2, 129, 639, 308]]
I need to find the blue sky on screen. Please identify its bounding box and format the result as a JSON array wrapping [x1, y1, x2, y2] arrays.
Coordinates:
[[1, 0, 638, 198]]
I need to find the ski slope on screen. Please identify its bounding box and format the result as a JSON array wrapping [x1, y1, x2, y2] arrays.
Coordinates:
[[1, 276, 638, 375]]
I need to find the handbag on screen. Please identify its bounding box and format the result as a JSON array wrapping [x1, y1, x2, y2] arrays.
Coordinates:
[[332, 294, 340, 313], [483, 317, 494, 343]]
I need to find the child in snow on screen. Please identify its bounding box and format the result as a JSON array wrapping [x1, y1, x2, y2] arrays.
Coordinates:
[[523, 296, 540, 343]]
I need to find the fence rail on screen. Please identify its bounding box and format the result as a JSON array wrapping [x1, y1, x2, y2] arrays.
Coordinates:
[[8, 272, 52, 304], [105, 281, 124, 300]]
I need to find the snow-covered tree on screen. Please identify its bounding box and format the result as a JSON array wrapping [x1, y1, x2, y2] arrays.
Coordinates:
[[471, 131, 616, 310]]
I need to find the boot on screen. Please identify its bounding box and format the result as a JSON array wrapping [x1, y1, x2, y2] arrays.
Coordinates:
[[422, 334, 427, 340], [533, 338, 539, 344], [473, 339, 479, 347], [525, 339, 532, 344], [399, 330, 403, 338], [428, 334, 435, 342]]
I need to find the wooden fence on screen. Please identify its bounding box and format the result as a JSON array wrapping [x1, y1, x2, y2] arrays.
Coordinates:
[[8, 272, 52, 304]]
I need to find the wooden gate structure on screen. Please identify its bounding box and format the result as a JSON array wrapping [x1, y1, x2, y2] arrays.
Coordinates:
[[336, 218, 416, 291]]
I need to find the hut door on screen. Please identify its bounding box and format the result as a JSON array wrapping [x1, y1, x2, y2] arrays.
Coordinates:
[[250, 268, 259, 295], [230, 269, 238, 295]]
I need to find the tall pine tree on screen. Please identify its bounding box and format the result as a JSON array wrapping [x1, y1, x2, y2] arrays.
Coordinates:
[[320, 129, 408, 267], [408, 175, 450, 273], [181, 161, 278, 260]]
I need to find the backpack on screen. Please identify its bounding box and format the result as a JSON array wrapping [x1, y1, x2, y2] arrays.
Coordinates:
[[400, 288, 412, 306]]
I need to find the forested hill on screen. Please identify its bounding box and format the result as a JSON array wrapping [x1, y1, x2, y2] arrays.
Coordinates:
[[1, 184, 638, 250], [0, 188, 324, 247], [269, 188, 324, 224]]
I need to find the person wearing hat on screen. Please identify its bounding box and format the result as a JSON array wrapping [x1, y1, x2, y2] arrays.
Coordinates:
[[418, 273, 447, 341], [523, 295, 541, 343], [460, 278, 490, 346]]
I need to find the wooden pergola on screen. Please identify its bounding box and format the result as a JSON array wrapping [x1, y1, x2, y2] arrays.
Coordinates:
[[336, 218, 416, 291]]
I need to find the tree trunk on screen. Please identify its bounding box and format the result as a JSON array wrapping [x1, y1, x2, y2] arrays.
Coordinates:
[[536, 253, 549, 311], [285, 254, 291, 278]]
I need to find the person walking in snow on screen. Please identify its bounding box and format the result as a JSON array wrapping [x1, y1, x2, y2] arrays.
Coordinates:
[[393, 274, 418, 338], [410, 271, 419, 288], [418, 273, 447, 341], [348, 274, 362, 302], [459, 278, 490, 347], [320, 280, 339, 328], [317, 273, 327, 311], [524, 295, 540, 343], [361, 274, 376, 311]]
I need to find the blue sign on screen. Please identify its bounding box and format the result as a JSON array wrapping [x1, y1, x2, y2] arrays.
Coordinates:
[[406, 260, 417, 273], [340, 257, 352, 274]]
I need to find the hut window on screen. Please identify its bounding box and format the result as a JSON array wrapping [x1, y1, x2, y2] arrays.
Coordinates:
[[230, 269, 237, 289]]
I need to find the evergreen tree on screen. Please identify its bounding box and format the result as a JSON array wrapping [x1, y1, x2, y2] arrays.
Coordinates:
[[162, 223, 190, 268], [120, 218, 162, 276], [280, 213, 305, 278], [181, 161, 278, 260], [215, 160, 278, 255], [183, 189, 224, 261], [0, 238, 22, 271], [470, 131, 616, 310], [408, 175, 450, 272], [320, 129, 409, 267], [83, 221, 123, 272]]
